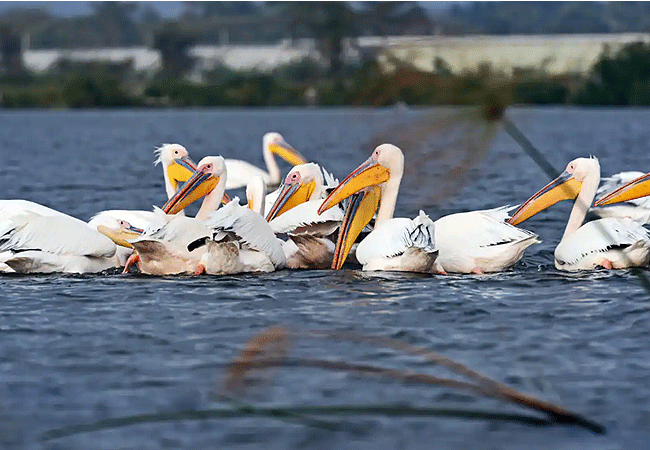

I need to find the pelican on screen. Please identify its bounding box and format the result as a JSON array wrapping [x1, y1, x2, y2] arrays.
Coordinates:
[[318, 144, 439, 273], [224, 132, 307, 190], [0, 202, 141, 273], [318, 144, 539, 274], [508, 157, 650, 271], [192, 197, 286, 275], [265, 163, 343, 269], [88, 143, 197, 230], [591, 171, 650, 223], [422, 206, 538, 274], [123, 156, 227, 275], [132, 162, 284, 275], [201, 174, 285, 274], [185, 172, 285, 274]]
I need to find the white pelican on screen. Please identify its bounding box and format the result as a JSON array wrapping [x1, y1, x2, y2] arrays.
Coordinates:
[[591, 171, 650, 223], [508, 157, 650, 271], [0, 202, 141, 274], [265, 163, 343, 269], [428, 205, 539, 274], [224, 132, 307, 190], [129, 159, 284, 275], [193, 197, 286, 275], [123, 156, 227, 275], [185, 172, 285, 274], [318, 144, 539, 274], [88, 143, 198, 230], [125, 158, 284, 275], [318, 144, 439, 273]]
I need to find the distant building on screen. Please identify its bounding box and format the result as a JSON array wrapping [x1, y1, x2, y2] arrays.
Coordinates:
[[376, 33, 650, 75], [22, 40, 318, 76], [17, 33, 650, 77], [23, 47, 160, 73]]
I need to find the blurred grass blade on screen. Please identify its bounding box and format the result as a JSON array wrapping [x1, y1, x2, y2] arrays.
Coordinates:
[[302, 329, 605, 434], [41, 404, 558, 441], [502, 116, 559, 179]]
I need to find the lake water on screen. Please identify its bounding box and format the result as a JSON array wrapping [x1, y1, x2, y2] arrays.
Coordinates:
[[1, 107, 649, 449]]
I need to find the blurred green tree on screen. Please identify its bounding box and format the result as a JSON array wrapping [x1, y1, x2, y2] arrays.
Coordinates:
[[153, 26, 196, 79], [573, 41, 650, 105], [358, 2, 432, 36], [277, 2, 357, 76], [0, 25, 24, 76]]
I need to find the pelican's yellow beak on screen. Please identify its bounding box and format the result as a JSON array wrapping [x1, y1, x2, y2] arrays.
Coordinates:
[[318, 157, 390, 215], [265, 180, 316, 221], [167, 155, 197, 191], [96, 224, 143, 249], [162, 167, 219, 215], [508, 171, 582, 226], [269, 139, 307, 166], [222, 192, 232, 205], [594, 173, 650, 207], [331, 186, 381, 270]]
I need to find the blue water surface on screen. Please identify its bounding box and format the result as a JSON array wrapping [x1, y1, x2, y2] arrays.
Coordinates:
[[1, 107, 649, 449]]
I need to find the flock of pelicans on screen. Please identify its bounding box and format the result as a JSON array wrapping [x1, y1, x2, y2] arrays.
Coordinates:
[[2, 132, 650, 276]]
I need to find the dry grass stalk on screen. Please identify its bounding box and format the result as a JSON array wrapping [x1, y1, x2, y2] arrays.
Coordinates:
[[222, 326, 605, 434]]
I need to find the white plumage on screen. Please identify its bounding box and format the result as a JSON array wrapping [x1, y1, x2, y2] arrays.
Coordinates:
[[319, 144, 441, 273], [199, 198, 286, 273], [265, 163, 342, 269], [433, 206, 540, 274], [0, 211, 120, 273], [125, 156, 227, 275], [555, 218, 650, 270], [0, 199, 84, 223], [269, 199, 343, 236], [509, 157, 650, 271], [128, 207, 212, 276], [356, 211, 438, 272]]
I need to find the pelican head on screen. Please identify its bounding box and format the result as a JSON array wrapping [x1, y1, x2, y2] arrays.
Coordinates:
[[265, 163, 324, 221], [162, 156, 226, 215], [263, 132, 307, 167], [508, 157, 597, 226], [154, 143, 198, 194], [318, 144, 402, 269], [96, 219, 144, 249], [594, 172, 650, 207], [318, 144, 402, 215]]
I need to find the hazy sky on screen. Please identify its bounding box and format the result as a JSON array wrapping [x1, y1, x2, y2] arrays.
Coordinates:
[[0, 1, 454, 18]]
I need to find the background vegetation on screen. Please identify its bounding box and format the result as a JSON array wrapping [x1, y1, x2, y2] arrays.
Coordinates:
[[1, 1, 650, 108]]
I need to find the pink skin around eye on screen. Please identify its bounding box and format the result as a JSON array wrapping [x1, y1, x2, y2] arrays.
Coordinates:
[[285, 171, 301, 184], [197, 163, 213, 173]]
